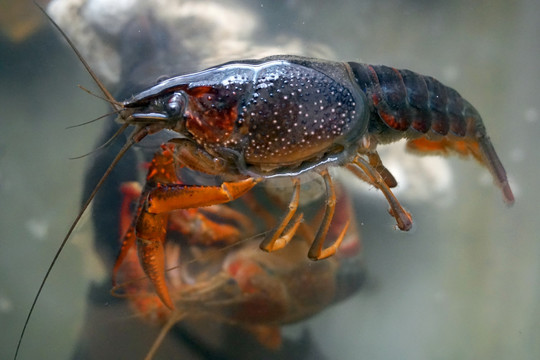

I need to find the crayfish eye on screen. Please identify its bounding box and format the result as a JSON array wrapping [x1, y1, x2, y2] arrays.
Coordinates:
[[165, 92, 187, 118]]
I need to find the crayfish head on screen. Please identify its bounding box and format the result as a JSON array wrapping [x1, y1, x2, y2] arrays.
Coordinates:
[[120, 90, 189, 136]]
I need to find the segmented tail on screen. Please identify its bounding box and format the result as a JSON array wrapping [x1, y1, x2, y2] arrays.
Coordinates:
[[348, 62, 514, 204]]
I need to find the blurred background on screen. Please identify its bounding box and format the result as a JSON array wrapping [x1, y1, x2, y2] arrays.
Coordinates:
[[1, 0, 539, 359]]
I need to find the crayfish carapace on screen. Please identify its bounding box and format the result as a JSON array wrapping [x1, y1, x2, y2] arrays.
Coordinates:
[[103, 56, 513, 308]]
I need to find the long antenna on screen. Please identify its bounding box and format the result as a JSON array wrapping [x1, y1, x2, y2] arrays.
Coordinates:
[[15, 5, 134, 359], [36, 4, 121, 109], [14, 127, 137, 359]]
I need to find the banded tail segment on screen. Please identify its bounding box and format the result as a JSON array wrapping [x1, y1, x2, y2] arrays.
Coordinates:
[[348, 62, 468, 136], [348, 62, 514, 204]]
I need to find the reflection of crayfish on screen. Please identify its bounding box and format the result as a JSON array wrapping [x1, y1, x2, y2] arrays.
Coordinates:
[[19, 12, 514, 356], [113, 144, 365, 359]]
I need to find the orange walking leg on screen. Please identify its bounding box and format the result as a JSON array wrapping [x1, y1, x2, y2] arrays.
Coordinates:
[[347, 155, 413, 231], [307, 170, 350, 260]]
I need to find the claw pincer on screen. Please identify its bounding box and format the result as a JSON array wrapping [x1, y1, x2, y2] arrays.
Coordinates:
[[113, 145, 177, 308]]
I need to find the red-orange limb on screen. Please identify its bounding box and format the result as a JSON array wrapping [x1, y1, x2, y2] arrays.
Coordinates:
[[367, 152, 398, 188], [277, 213, 304, 250], [146, 178, 259, 214], [348, 156, 413, 231], [114, 144, 180, 308], [259, 179, 301, 252], [307, 170, 351, 260], [168, 208, 244, 247], [199, 205, 256, 237], [262, 212, 304, 253]]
